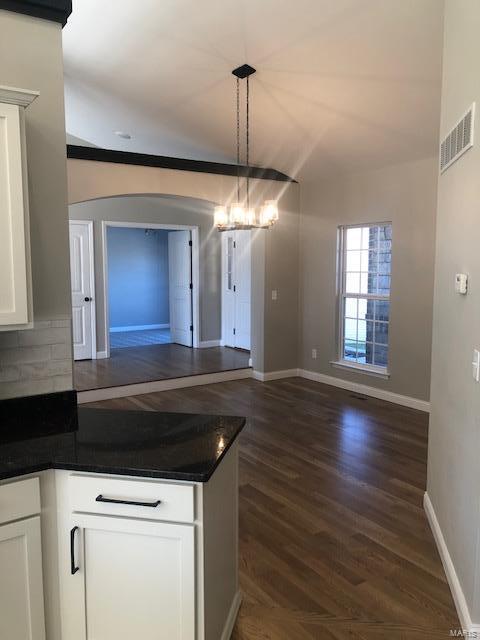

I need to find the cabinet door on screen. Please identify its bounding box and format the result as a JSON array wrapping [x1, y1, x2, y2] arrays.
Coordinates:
[[0, 516, 46, 640], [0, 102, 31, 327], [64, 514, 195, 640]]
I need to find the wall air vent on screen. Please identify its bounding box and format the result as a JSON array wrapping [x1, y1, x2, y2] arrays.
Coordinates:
[[440, 103, 475, 173]]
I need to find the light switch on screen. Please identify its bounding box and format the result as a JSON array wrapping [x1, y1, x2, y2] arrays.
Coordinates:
[[455, 273, 468, 294], [271, 289, 278, 301], [473, 349, 480, 382]]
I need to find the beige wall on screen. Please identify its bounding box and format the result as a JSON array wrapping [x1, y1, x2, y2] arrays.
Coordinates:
[[0, 10, 73, 398], [427, 0, 480, 623], [0, 11, 71, 320], [299, 156, 438, 401], [67, 158, 300, 373]]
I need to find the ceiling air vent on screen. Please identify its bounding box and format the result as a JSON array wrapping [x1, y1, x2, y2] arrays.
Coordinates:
[[440, 103, 475, 173]]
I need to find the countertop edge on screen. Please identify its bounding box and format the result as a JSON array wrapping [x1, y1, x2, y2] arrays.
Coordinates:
[[0, 416, 246, 484]]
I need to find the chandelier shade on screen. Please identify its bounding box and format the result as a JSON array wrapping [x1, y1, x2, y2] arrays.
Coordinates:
[[215, 64, 278, 232]]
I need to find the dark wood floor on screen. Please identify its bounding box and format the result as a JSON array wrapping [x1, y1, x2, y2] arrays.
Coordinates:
[[74, 344, 251, 391], [86, 378, 459, 639]]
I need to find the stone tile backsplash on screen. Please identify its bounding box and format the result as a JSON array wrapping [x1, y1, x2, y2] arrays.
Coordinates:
[[0, 318, 73, 400]]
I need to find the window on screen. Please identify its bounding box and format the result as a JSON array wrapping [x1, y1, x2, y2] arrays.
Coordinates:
[[227, 236, 233, 291], [337, 223, 392, 374]]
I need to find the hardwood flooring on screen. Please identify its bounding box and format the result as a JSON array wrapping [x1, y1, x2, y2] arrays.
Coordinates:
[[74, 344, 250, 391], [85, 377, 459, 639]]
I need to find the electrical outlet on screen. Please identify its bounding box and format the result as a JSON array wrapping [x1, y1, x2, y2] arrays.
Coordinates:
[[271, 289, 278, 301], [312, 348, 317, 359]]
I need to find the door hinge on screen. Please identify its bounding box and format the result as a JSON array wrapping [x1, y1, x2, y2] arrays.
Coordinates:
[[233, 241, 236, 249], [190, 325, 193, 332], [189, 282, 193, 290], [233, 328, 236, 335], [188, 240, 192, 247]]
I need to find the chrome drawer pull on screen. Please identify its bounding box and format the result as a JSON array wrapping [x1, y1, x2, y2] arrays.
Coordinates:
[[95, 494, 161, 508]]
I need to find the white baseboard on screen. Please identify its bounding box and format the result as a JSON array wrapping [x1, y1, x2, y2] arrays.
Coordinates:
[[424, 492, 479, 633], [220, 590, 242, 640], [110, 323, 169, 333], [252, 369, 299, 382], [298, 368, 430, 413], [199, 340, 221, 348], [77, 368, 252, 404], [80, 363, 429, 411], [96, 351, 108, 359]]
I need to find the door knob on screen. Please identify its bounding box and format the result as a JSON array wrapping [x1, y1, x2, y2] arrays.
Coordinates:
[[84, 297, 91, 302]]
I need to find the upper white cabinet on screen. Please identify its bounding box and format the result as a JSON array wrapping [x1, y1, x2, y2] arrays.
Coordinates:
[[0, 85, 38, 330]]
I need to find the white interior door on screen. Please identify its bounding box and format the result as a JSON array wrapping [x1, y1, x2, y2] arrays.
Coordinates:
[[69, 221, 95, 360], [168, 230, 193, 347], [221, 230, 251, 351], [234, 230, 251, 350], [0, 516, 46, 640], [221, 232, 236, 348]]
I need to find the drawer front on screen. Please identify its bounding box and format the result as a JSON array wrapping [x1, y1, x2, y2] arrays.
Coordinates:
[[0, 477, 40, 525], [69, 474, 194, 523]]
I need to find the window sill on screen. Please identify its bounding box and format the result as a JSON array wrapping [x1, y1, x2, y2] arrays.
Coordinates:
[[330, 360, 390, 380]]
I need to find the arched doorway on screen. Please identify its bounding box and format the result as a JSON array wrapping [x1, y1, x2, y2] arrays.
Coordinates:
[[68, 194, 252, 394]]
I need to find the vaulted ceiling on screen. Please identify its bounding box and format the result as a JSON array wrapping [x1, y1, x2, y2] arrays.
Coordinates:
[[63, 0, 444, 180]]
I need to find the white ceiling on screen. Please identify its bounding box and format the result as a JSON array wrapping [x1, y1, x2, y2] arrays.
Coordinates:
[[63, 0, 444, 180]]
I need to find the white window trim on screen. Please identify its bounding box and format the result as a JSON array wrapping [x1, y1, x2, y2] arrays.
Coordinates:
[[330, 360, 390, 379], [335, 222, 391, 376]]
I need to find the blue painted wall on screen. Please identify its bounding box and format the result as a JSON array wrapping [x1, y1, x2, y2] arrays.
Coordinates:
[[107, 227, 169, 329]]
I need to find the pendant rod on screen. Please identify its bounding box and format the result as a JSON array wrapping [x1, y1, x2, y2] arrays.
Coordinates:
[[236, 76, 240, 203], [246, 75, 250, 211]]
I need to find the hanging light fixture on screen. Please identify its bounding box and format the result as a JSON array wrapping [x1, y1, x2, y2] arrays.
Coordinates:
[[214, 64, 279, 231]]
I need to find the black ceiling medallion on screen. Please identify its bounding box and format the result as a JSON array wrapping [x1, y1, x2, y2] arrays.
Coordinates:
[[0, 0, 72, 27]]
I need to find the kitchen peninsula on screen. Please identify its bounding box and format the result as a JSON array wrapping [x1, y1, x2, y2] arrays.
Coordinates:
[[0, 392, 245, 640]]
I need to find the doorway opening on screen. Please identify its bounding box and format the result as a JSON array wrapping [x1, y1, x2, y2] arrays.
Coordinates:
[[105, 224, 196, 353], [103, 222, 199, 358]]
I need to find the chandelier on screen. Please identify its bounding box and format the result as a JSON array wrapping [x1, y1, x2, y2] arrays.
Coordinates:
[[214, 64, 278, 231]]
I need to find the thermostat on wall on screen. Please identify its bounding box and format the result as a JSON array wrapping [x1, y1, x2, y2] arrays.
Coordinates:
[[455, 273, 468, 295]]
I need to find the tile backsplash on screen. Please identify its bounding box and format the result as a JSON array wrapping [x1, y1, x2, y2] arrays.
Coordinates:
[[0, 318, 73, 400]]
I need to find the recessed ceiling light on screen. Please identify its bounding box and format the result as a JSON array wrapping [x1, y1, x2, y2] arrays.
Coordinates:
[[114, 130, 131, 139]]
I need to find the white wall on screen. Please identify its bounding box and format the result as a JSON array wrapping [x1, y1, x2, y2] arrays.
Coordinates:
[[427, 0, 480, 626]]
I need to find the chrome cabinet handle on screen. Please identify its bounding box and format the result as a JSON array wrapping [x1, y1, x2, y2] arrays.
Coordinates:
[[95, 494, 161, 508]]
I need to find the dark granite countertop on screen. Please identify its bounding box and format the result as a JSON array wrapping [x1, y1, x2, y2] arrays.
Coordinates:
[[0, 397, 245, 482]]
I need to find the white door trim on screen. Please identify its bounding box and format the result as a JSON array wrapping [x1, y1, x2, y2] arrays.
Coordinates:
[[101, 221, 200, 358], [70, 220, 97, 360]]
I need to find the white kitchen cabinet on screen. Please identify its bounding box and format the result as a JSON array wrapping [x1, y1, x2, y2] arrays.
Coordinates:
[[64, 513, 195, 640], [0, 477, 45, 640], [0, 86, 37, 330], [56, 443, 240, 640]]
